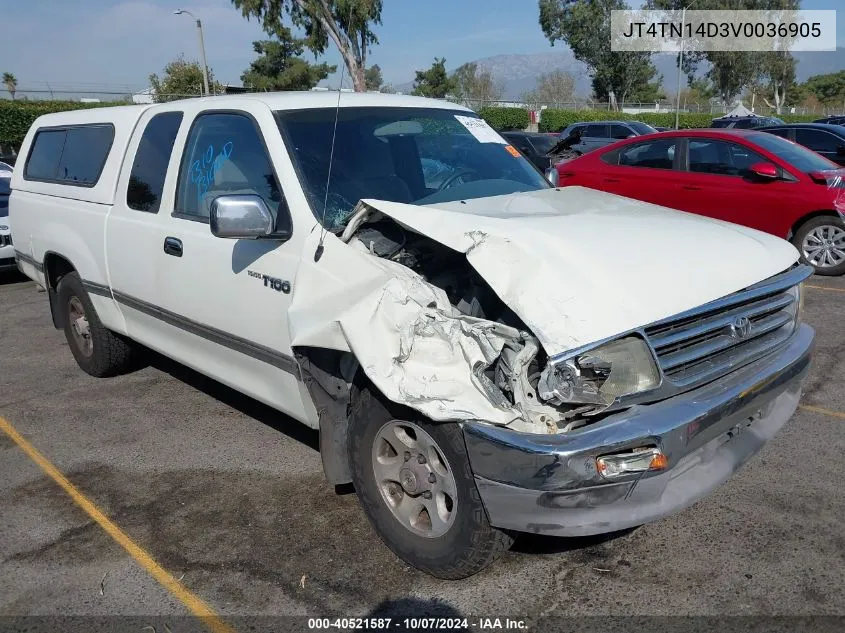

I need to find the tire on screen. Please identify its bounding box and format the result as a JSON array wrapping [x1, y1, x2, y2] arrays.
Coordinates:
[[348, 384, 513, 579], [792, 215, 845, 276], [56, 271, 139, 377]]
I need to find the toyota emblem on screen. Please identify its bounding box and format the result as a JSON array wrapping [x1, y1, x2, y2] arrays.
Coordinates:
[[730, 316, 752, 339]]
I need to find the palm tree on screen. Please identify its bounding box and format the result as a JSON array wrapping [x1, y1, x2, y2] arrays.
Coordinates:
[[3, 73, 17, 100]]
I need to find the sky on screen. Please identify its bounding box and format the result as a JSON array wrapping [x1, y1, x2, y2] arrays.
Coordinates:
[[0, 0, 843, 97]]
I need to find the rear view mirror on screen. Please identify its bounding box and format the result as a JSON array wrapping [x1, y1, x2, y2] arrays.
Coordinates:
[[749, 162, 779, 180], [210, 195, 274, 239]]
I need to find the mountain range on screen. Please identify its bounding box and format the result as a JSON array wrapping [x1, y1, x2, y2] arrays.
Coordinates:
[[396, 47, 845, 101]]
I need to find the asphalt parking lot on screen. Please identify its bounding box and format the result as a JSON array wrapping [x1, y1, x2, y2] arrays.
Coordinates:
[[1, 268, 844, 632]]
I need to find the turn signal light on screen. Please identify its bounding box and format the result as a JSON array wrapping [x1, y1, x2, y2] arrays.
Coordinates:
[[596, 447, 668, 479]]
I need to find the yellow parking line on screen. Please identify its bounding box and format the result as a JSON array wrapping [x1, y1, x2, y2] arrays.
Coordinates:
[[805, 284, 845, 293], [799, 404, 845, 420], [0, 415, 235, 633]]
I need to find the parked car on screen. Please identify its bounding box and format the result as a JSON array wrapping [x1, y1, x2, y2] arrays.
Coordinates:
[[711, 115, 784, 129], [759, 123, 845, 166], [653, 126, 671, 132], [814, 115, 845, 126], [557, 120, 658, 154], [10, 94, 813, 578], [500, 131, 560, 171], [0, 165, 13, 272], [556, 128, 845, 274]]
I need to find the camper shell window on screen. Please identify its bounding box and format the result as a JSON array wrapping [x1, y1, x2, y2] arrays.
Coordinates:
[[24, 124, 115, 187]]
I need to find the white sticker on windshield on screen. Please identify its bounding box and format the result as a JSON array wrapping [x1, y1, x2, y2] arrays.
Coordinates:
[[454, 115, 507, 144]]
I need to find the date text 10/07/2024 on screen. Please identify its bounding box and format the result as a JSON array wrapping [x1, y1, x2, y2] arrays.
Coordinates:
[[307, 618, 528, 630]]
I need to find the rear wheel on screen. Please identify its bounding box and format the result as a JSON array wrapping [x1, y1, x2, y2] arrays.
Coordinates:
[[348, 385, 513, 579], [793, 216, 845, 276], [57, 272, 139, 377]]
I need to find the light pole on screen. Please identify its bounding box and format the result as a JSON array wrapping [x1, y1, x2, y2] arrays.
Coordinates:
[[174, 9, 210, 97], [674, 6, 690, 129]]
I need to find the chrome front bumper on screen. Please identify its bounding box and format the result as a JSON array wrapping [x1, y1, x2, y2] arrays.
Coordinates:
[[463, 323, 814, 536]]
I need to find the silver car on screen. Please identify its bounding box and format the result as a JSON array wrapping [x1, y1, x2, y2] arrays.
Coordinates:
[[558, 120, 658, 154]]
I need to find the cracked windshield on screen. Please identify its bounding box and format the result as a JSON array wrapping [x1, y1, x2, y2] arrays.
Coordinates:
[[276, 107, 550, 229]]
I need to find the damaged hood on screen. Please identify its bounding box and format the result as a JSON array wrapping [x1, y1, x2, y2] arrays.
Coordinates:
[[358, 187, 799, 357]]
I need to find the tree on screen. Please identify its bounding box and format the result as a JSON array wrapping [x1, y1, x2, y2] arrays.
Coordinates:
[[412, 58, 456, 98], [539, 0, 659, 109], [2, 72, 16, 100], [241, 28, 335, 91], [364, 64, 383, 90], [648, 0, 798, 106], [149, 56, 223, 102], [521, 70, 576, 107], [704, 51, 761, 105], [231, 0, 382, 92], [452, 62, 503, 105], [758, 50, 796, 114], [800, 71, 845, 107]]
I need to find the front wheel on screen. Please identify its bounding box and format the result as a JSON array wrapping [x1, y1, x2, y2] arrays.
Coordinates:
[[793, 216, 845, 276], [347, 386, 513, 579]]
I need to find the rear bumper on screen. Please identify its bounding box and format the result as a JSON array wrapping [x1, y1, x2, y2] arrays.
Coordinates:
[[462, 323, 814, 536]]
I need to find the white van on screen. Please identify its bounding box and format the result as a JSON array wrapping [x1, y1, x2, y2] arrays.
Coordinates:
[[9, 93, 814, 578]]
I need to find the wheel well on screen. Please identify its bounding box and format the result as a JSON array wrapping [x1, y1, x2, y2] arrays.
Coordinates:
[[43, 252, 76, 328], [294, 346, 361, 486], [43, 252, 76, 290], [788, 211, 842, 241]]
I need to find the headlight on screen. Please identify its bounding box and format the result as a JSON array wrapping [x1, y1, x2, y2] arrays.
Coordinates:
[[786, 282, 804, 326], [538, 336, 661, 407]]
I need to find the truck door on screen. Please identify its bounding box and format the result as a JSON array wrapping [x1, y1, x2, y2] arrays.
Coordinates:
[[109, 103, 310, 422], [107, 108, 185, 350]]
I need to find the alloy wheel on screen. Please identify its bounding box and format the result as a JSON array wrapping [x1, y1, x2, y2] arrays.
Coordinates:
[[371, 420, 458, 538], [802, 224, 845, 269]]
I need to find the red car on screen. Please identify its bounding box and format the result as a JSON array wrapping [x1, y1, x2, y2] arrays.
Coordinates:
[[555, 129, 845, 275]]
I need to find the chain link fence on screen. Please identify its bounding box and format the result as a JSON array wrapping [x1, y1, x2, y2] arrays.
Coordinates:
[[2, 85, 844, 117]]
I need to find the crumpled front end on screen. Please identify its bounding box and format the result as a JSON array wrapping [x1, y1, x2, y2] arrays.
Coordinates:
[[291, 194, 811, 438], [290, 191, 814, 534], [289, 223, 572, 434]]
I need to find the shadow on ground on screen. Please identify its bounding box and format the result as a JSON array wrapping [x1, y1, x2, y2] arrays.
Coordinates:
[[147, 351, 320, 452]]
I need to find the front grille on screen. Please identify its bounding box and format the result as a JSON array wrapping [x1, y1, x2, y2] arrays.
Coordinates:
[[645, 270, 803, 389], [0, 233, 11, 247]]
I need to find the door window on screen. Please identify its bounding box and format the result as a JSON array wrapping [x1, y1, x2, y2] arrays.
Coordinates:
[[175, 112, 285, 222], [687, 139, 769, 178], [764, 128, 791, 139], [610, 124, 633, 140], [584, 124, 608, 138], [126, 112, 183, 213], [618, 139, 677, 170], [794, 129, 839, 154]]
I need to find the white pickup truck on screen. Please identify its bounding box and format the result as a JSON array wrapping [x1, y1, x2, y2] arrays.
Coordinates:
[[9, 93, 814, 579]]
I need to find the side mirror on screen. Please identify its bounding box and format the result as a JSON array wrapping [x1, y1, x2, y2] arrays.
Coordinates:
[[749, 162, 779, 180], [545, 167, 559, 186], [627, 134, 637, 139], [210, 194, 274, 239]]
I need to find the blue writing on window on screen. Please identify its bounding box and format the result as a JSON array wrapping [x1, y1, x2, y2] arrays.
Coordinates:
[[191, 141, 233, 207]]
